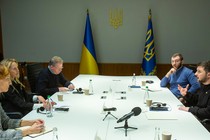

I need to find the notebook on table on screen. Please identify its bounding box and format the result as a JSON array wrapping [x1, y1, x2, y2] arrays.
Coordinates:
[[16, 126, 53, 138]]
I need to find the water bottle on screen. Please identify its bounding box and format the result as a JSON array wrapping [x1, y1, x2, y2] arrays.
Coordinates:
[[46, 95, 53, 117], [52, 127, 58, 140], [143, 86, 150, 104], [132, 73, 136, 86], [154, 127, 160, 140], [109, 85, 112, 93], [89, 79, 93, 94]]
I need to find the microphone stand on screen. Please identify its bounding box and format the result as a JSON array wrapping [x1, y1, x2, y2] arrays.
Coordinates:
[[103, 111, 118, 121], [114, 119, 137, 136]]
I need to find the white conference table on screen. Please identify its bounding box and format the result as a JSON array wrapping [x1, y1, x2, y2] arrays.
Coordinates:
[[23, 74, 210, 140]]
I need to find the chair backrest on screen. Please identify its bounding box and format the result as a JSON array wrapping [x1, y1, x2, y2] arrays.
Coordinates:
[[187, 64, 197, 73], [27, 63, 44, 93]]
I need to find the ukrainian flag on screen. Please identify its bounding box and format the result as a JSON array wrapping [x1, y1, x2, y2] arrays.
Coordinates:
[[79, 10, 99, 74], [141, 9, 157, 76]]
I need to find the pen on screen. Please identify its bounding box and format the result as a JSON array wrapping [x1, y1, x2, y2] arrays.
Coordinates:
[[50, 98, 57, 105]]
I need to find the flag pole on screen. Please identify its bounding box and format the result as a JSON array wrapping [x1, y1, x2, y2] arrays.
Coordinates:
[[79, 9, 99, 75], [141, 9, 156, 75]]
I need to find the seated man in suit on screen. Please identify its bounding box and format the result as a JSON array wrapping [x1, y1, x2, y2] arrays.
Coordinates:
[[178, 60, 210, 131], [36, 56, 75, 99], [160, 53, 200, 99]]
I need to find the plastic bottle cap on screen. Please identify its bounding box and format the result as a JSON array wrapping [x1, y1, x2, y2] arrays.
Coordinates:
[[146, 86, 148, 88], [47, 95, 51, 99]]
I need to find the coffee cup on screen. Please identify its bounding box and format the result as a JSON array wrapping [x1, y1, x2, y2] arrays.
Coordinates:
[[142, 81, 146, 86], [146, 99, 152, 107], [83, 89, 89, 95], [162, 131, 172, 140], [57, 94, 63, 101]]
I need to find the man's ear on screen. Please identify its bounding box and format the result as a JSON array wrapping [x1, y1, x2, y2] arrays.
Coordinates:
[[207, 72, 210, 78]]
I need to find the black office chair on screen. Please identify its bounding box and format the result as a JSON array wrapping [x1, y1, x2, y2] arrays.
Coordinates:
[[26, 63, 44, 93], [187, 64, 197, 73], [0, 94, 23, 119]]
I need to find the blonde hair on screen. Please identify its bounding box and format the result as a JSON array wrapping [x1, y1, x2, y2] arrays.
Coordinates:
[[0, 64, 10, 80], [0, 64, 10, 98], [0, 58, 25, 88]]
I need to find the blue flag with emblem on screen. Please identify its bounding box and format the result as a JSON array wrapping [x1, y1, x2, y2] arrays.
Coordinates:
[[141, 9, 157, 75], [79, 10, 99, 74]]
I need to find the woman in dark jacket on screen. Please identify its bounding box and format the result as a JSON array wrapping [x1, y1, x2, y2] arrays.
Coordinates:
[[0, 64, 45, 139], [0, 58, 47, 117]]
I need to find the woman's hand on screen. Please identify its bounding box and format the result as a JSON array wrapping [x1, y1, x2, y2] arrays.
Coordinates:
[[37, 96, 46, 103], [20, 119, 45, 127], [33, 119, 45, 125], [22, 122, 45, 136]]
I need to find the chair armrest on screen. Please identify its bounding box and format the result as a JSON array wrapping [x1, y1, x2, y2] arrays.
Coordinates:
[[6, 112, 23, 119]]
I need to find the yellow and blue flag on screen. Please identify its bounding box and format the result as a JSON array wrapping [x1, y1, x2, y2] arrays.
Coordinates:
[[141, 9, 156, 75], [79, 10, 99, 74]]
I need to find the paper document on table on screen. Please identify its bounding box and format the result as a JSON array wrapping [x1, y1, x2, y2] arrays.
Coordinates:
[[54, 102, 70, 108], [16, 126, 53, 138], [141, 87, 162, 92], [145, 112, 178, 120]]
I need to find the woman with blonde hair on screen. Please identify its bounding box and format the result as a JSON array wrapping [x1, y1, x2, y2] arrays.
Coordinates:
[[0, 64, 45, 139], [0, 58, 47, 117]]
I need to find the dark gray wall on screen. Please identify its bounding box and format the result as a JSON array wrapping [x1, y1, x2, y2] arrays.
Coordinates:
[[1, 0, 210, 63]]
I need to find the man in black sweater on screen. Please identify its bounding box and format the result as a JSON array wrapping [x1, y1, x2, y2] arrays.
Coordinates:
[[36, 56, 75, 99], [178, 60, 210, 131]]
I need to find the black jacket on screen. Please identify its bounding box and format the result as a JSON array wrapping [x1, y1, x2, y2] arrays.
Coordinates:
[[36, 68, 71, 99], [0, 81, 34, 116], [184, 84, 210, 120]]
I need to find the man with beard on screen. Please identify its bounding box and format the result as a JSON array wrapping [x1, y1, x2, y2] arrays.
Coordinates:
[[178, 61, 210, 131], [160, 53, 200, 98]]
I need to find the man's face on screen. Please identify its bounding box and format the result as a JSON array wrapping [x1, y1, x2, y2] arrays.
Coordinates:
[[195, 66, 209, 83], [50, 63, 63, 75], [171, 56, 182, 70]]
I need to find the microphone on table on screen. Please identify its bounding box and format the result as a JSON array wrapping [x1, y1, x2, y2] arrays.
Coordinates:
[[76, 88, 83, 92], [103, 107, 117, 111], [117, 107, 141, 123], [37, 106, 46, 114]]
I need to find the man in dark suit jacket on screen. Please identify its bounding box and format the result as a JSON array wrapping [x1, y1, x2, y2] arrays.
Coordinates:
[[36, 56, 75, 99]]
